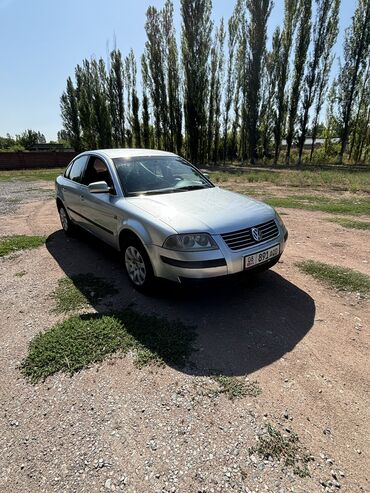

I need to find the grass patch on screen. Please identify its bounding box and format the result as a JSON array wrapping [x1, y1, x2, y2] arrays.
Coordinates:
[[52, 274, 118, 313], [297, 260, 370, 295], [250, 424, 311, 477], [211, 169, 370, 193], [20, 310, 196, 382], [0, 168, 64, 182], [263, 195, 370, 215], [212, 376, 261, 400], [0, 235, 46, 257], [327, 217, 370, 230]]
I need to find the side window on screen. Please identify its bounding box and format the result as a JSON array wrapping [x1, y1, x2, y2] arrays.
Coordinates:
[[68, 156, 88, 183], [82, 157, 114, 188]]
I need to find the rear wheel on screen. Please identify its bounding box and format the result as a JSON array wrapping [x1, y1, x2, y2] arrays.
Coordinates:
[[58, 205, 75, 235], [122, 238, 155, 292]]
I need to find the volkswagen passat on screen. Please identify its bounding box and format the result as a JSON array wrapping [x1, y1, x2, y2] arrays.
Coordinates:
[[55, 149, 288, 291]]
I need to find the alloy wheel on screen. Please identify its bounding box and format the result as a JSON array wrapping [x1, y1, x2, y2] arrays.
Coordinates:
[[125, 245, 147, 286]]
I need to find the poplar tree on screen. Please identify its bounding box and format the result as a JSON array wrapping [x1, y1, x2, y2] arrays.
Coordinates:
[[207, 19, 225, 163], [309, 50, 334, 161], [349, 62, 370, 163], [245, 0, 272, 163], [259, 28, 280, 158], [273, 0, 298, 163], [223, 0, 242, 163], [109, 49, 126, 147], [144, 6, 169, 148], [75, 60, 96, 149], [181, 0, 213, 163], [141, 92, 151, 149], [60, 77, 82, 151], [285, 0, 312, 164], [297, 0, 339, 164], [163, 0, 183, 154], [125, 50, 141, 148], [337, 0, 370, 163]]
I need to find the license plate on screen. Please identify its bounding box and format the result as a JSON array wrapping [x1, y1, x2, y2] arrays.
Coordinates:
[[244, 244, 280, 270]]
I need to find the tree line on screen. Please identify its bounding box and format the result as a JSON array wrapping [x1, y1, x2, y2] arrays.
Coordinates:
[[0, 130, 46, 152], [60, 0, 370, 165]]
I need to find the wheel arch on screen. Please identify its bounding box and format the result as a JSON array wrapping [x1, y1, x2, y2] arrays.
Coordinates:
[[118, 227, 149, 253], [56, 197, 65, 211]]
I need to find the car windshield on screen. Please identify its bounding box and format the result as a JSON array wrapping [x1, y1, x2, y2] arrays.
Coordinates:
[[113, 156, 213, 196]]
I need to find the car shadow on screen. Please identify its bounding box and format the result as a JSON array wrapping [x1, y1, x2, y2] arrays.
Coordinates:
[[46, 229, 315, 377]]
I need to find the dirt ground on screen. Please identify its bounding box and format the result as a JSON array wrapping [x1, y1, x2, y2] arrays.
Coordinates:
[[0, 181, 369, 493]]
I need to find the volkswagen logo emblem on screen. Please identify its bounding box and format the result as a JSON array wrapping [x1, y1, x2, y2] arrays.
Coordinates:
[[251, 227, 262, 242]]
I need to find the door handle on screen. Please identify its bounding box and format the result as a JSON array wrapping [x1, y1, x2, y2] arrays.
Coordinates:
[[80, 195, 85, 201]]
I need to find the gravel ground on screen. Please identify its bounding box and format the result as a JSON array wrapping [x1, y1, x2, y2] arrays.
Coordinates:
[[0, 181, 54, 216], [0, 181, 369, 492]]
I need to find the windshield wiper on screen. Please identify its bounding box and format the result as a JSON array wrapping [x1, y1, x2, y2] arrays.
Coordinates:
[[174, 184, 210, 192]]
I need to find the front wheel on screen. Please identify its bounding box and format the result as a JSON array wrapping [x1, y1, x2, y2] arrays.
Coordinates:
[[123, 239, 155, 292]]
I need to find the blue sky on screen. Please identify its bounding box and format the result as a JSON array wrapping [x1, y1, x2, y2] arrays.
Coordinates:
[[0, 0, 357, 141]]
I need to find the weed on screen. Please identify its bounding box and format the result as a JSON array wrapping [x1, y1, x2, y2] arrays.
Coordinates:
[[212, 376, 261, 400], [0, 168, 64, 182], [264, 195, 370, 215], [250, 424, 311, 477], [211, 169, 370, 193], [297, 260, 370, 295], [0, 235, 46, 257], [21, 310, 196, 382], [51, 274, 118, 313], [326, 217, 370, 230]]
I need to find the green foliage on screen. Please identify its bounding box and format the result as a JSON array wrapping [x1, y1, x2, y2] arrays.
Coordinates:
[[21, 310, 196, 382], [243, 0, 273, 163], [0, 168, 63, 181], [297, 260, 370, 295], [181, 0, 213, 162], [60, 77, 81, 151], [250, 424, 311, 477], [109, 49, 126, 147], [0, 235, 46, 257], [265, 195, 370, 215], [57, 0, 370, 165], [285, 0, 312, 164], [337, 0, 370, 163], [326, 217, 370, 230], [51, 274, 118, 313], [297, 0, 340, 165], [212, 168, 370, 193], [273, 0, 298, 163]]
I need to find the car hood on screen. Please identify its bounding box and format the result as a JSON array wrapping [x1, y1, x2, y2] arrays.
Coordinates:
[[126, 187, 275, 234]]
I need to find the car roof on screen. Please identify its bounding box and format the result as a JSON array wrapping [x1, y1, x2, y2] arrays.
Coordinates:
[[94, 148, 178, 160]]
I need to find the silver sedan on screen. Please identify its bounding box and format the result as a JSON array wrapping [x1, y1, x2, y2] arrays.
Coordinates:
[[55, 149, 288, 291]]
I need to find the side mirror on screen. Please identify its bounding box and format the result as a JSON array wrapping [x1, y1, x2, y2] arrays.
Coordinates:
[[88, 181, 111, 194]]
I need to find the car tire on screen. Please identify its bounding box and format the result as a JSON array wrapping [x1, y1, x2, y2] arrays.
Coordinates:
[[122, 238, 155, 293], [58, 205, 75, 236]]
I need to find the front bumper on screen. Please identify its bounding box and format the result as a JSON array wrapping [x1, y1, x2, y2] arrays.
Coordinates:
[[147, 228, 288, 283]]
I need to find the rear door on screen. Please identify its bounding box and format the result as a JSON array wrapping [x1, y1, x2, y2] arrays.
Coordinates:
[[61, 155, 89, 227], [78, 155, 120, 246]]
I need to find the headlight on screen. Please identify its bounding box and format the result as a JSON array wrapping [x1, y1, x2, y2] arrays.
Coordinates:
[[163, 233, 219, 251], [275, 212, 285, 228]]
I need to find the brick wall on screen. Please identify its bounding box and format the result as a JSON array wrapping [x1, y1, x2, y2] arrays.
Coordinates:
[[0, 152, 78, 171]]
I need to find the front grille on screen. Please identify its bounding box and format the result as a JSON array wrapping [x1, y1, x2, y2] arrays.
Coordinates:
[[221, 219, 279, 251]]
